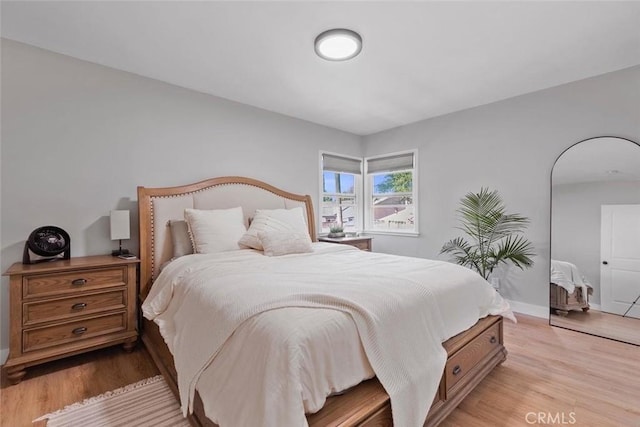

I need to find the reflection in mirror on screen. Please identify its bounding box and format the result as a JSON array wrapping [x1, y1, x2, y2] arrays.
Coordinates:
[[550, 136, 640, 345]]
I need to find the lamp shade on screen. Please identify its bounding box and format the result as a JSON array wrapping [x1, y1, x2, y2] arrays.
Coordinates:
[[110, 210, 130, 240]]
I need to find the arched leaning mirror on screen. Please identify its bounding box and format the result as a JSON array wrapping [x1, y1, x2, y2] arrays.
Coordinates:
[[550, 136, 640, 345]]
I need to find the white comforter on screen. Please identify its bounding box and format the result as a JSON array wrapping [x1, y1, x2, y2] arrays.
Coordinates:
[[143, 243, 513, 427]]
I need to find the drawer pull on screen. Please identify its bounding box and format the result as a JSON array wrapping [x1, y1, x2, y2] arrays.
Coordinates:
[[72, 327, 87, 335], [452, 365, 462, 376], [71, 278, 87, 286], [71, 303, 87, 310], [490, 336, 497, 344]]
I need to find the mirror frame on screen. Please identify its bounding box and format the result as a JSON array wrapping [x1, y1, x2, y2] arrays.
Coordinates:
[[549, 135, 640, 345]]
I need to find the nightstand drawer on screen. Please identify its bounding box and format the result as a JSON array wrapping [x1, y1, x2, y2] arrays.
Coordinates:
[[23, 312, 127, 353], [23, 290, 127, 326], [23, 267, 126, 299], [318, 236, 372, 251], [4, 256, 139, 385], [445, 321, 501, 392], [351, 241, 371, 251]]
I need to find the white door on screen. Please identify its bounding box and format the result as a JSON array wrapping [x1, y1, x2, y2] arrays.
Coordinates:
[[601, 205, 640, 318]]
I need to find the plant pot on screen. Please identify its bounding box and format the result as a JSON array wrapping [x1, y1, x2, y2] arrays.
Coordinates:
[[328, 232, 345, 238]]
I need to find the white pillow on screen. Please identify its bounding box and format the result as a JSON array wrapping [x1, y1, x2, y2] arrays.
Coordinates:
[[184, 207, 246, 254], [238, 207, 309, 251], [168, 220, 193, 258], [258, 230, 313, 257]]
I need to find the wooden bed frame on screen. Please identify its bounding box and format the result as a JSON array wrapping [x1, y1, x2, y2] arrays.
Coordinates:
[[137, 176, 508, 427]]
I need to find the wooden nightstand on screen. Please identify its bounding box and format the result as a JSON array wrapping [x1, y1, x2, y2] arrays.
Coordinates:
[[2, 255, 139, 385], [318, 236, 373, 252]]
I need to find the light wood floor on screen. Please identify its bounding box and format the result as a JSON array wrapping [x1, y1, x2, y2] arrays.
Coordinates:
[[443, 314, 640, 427], [550, 309, 640, 346], [1, 315, 639, 427], [0, 345, 159, 427]]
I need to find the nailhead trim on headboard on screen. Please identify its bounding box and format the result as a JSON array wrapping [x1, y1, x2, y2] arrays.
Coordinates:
[[145, 181, 314, 283]]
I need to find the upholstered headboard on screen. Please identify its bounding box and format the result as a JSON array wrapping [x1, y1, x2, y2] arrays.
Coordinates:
[[137, 176, 316, 298]]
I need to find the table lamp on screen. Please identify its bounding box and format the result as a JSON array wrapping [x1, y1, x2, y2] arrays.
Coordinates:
[[110, 210, 130, 256]]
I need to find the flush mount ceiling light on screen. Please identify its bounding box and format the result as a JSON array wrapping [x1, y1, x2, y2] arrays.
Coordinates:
[[314, 29, 362, 61]]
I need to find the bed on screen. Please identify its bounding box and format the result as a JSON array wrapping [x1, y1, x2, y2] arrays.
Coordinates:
[[137, 176, 510, 427], [550, 259, 593, 316]]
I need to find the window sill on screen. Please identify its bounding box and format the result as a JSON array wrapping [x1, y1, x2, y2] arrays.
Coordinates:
[[363, 230, 420, 237]]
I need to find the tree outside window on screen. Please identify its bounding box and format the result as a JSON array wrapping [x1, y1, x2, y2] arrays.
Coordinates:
[[365, 151, 417, 234]]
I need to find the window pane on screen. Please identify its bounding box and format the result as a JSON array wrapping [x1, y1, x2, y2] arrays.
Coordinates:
[[323, 172, 336, 193], [323, 172, 355, 194], [373, 171, 412, 194], [321, 204, 358, 231], [339, 174, 355, 193], [371, 205, 414, 230]]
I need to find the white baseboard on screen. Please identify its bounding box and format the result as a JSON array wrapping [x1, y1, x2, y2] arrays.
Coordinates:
[[0, 348, 8, 365], [505, 299, 549, 319], [589, 302, 601, 311]]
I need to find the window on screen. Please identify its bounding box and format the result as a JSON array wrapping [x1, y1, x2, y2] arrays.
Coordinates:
[[365, 151, 417, 234], [319, 150, 417, 236], [320, 153, 362, 233]]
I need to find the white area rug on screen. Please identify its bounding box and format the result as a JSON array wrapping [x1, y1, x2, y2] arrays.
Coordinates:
[[34, 375, 190, 427]]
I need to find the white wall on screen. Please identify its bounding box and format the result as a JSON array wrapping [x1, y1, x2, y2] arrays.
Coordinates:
[[551, 181, 640, 304], [3, 38, 640, 359], [362, 65, 640, 309], [0, 40, 362, 359]]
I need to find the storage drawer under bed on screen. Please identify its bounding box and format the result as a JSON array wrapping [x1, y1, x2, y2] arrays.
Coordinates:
[[445, 321, 501, 393]]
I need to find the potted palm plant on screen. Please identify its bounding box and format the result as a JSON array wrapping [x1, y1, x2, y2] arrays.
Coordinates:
[[440, 188, 535, 281]]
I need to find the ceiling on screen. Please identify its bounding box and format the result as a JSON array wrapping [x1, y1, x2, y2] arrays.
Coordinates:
[[2, 1, 640, 135], [553, 137, 640, 185]]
